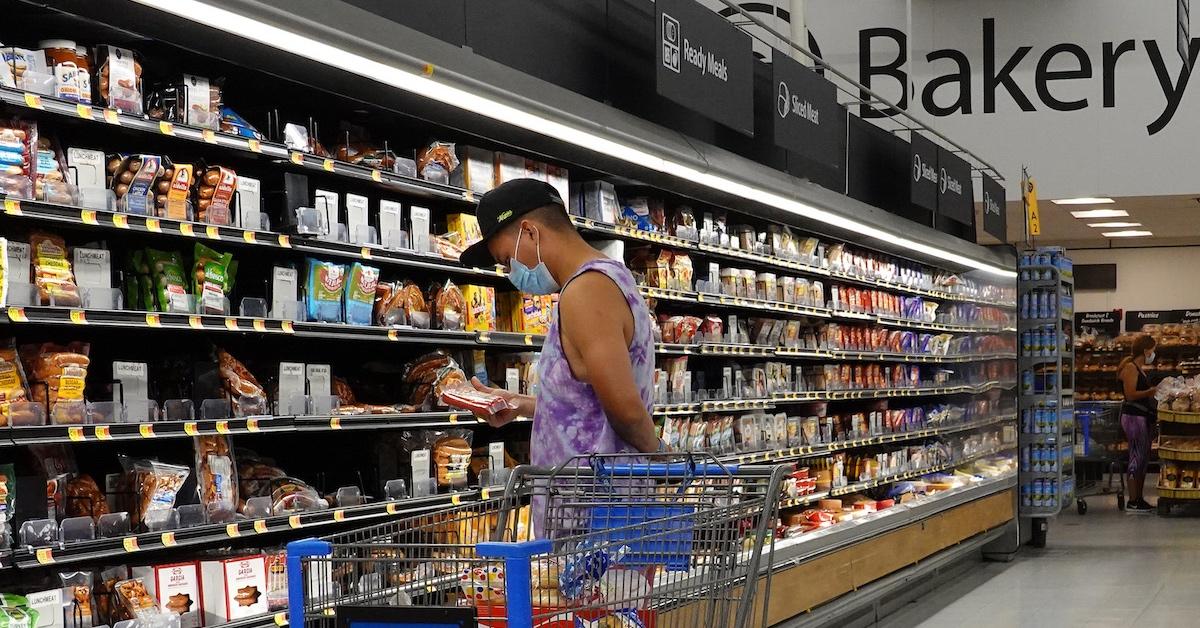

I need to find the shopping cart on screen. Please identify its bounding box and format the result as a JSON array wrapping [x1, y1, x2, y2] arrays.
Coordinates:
[[1074, 401, 1126, 513], [286, 453, 789, 628]]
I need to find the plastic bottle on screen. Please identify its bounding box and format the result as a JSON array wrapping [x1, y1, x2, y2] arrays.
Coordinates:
[[1021, 445, 1031, 471], [1020, 293, 1030, 319], [1022, 369, 1034, 394], [1048, 291, 1058, 317], [1021, 484, 1032, 507]]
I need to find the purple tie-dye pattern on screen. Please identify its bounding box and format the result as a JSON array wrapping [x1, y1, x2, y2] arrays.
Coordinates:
[[531, 258, 654, 467]]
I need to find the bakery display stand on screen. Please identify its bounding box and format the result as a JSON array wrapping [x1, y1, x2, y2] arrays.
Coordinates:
[[1154, 409, 1200, 515], [1017, 248, 1074, 544]]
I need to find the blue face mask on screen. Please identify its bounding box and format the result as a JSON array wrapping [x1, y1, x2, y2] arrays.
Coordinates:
[[508, 229, 560, 295]]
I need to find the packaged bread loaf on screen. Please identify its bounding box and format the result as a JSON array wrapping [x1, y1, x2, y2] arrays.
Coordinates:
[[217, 348, 267, 413], [432, 280, 466, 331], [432, 432, 472, 488], [195, 435, 238, 522]]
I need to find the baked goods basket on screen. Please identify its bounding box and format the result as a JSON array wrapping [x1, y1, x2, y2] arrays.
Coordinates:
[[285, 453, 788, 627]]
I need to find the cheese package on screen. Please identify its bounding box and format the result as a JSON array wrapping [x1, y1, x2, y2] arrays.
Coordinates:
[[132, 561, 203, 628], [200, 555, 268, 624], [462, 285, 496, 332]]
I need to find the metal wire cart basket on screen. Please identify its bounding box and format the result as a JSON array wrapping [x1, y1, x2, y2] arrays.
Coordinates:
[[286, 453, 789, 627]]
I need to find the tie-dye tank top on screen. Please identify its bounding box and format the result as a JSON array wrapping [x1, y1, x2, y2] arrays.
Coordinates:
[[531, 258, 655, 467]]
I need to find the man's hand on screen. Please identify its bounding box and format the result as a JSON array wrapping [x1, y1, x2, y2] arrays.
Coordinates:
[[470, 377, 534, 427]]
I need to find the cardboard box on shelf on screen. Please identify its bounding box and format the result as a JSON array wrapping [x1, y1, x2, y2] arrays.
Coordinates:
[[447, 213, 484, 248], [450, 146, 496, 195], [133, 561, 203, 628], [200, 555, 268, 625], [499, 292, 554, 335], [463, 284, 497, 332]]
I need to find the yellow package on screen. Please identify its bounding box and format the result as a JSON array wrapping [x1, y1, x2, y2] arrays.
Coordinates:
[[509, 293, 554, 335], [462, 284, 496, 332], [447, 213, 483, 248]]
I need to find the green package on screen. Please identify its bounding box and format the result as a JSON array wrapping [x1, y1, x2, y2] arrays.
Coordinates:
[[147, 248, 188, 313], [193, 243, 233, 314]]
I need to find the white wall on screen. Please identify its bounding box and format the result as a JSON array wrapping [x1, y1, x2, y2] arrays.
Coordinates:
[[1070, 247, 1200, 312]]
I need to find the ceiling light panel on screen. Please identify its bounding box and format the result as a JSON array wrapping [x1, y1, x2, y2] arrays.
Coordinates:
[[1101, 230, 1153, 238], [1070, 209, 1130, 219], [1086, 222, 1142, 228], [1052, 197, 1115, 205]]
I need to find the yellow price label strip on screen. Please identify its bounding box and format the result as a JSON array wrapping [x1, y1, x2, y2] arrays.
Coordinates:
[[463, 190, 475, 202], [524, 334, 533, 346], [146, 218, 162, 232], [179, 223, 196, 237], [69, 310, 87, 324], [322, 159, 335, 172], [247, 139, 262, 153], [94, 425, 112, 440], [288, 515, 304, 529], [159, 121, 175, 135], [145, 313, 161, 327], [254, 520, 269, 534], [216, 420, 231, 434], [281, 321, 295, 333], [202, 129, 217, 144], [371, 169, 382, 182], [123, 537, 140, 552], [333, 510, 346, 522], [76, 104, 93, 119], [451, 494, 462, 506], [3, 198, 20, 215], [81, 209, 99, 225], [188, 316, 203, 330], [7, 307, 27, 323], [386, 503, 400, 515], [447, 414, 459, 424], [246, 418, 261, 432], [23, 93, 43, 109], [103, 109, 120, 125], [274, 613, 288, 627], [67, 426, 85, 442], [481, 488, 491, 500], [226, 523, 241, 538], [329, 418, 342, 430], [387, 329, 399, 341], [35, 548, 54, 565], [278, 234, 291, 248], [112, 214, 129, 228], [478, 332, 491, 343], [253, 319, 267, 332], [183, 422, 199, 436], [360, 247, 373, 260], [206, 225, 221, 239], [139, 424, 156, 438], [225, 318, 239, 331], [289, 152, 304, 165], [160, 532, 177, 546], [243, 230, 256, 244]]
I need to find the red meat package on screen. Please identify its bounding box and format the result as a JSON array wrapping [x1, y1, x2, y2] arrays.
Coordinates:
[[439, 382, 514, 416]]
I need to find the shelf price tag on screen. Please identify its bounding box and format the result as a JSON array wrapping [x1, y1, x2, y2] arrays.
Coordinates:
[[67, 426, 85, 442], [2, 198, 20, 215], [216, 420, 231, 434], [478, 332, 491, 343], [81, 210, 99, 227], [7, 307, 27, 323], [289, 152, 304, 165], [145, 313, 161, 327], [329, 418, 342, 430], [112, 214, 129, 229], [524, 334, 533, 346], [447, 414, 459, 424], [450, 494, 462, 506], [281, 321, 295, 334], [94, 425, 112, 440], [322, 159, 335, 172], [183, 422, 199, 436], [69, 310, 87, 325], [333, 510, 346, 522], [288, 515, 303, 529], [385, 503, 400, 515], [146, 218, 162, 233], [360, 247, 372, 259], [158, 121, 175, 136], [188, 316, 203, 330], [103, 108, 121, 124], [123, 537, 140, 552], [278, 234, 291, 248], [139, 424, 156, 438], [274, 613, 288, 627], [23, 93, 42, 109], [179, 223, 195, 237], [480, 488, 491, 500], [246, 418, 261, 432], [76, 104, 93, 119], [224, 318, 239, 331], [35, 548, 54, 564], [253, 320, 267, 332], [160, 532, 177, 546], [371, 170, 382, 182], [254, 520, 269, 534], [206, 225, 220, 239], [247, 139, 262, 153], [202, 129, 217, 144], [226, 523, 241, 538], [463, 191, 475, 202], [243, 230, 256, 244]]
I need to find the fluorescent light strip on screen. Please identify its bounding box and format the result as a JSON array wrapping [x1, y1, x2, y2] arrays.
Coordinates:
[[1052, 197, 1115, 205], [1070, 209, 1129, 219], [134, 0, 1015, 278], [1086, 222, 1141, 228], [1101, 230, 1153, 238]]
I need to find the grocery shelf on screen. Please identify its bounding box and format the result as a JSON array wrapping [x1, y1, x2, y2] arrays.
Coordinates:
[[724, 413, 1016, 465], [4, 305, 541, 349], [656, 342, 1014, 364], [773, 381, 1015, 404], [11, 489, 480, 569], [1157, 487, 1200, 500], [1158, 410, 1200, 424], [575, 216, 1016, 309], [1, 196, 509, 283], [0, 87, 474, 205], [1155, 447, 1200, 462]]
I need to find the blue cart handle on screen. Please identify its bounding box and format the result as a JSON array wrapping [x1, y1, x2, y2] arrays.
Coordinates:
[[286, 538, 332, 625], [596, 462, 739, 477]]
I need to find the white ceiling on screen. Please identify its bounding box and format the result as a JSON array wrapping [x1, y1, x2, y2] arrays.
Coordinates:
[[977, 194, 1200, 248]]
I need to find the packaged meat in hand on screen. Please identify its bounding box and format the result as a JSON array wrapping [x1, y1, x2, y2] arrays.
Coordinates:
[[438, 380, 514, 416]]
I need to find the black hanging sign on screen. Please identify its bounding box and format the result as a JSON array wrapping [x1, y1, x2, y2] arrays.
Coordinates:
[[1125, 309, 1184, 331], [1075, 311, 1120, 339], [936, 146, 973, 225], [656, 0, 754, 135], [982, 173, 1007, 241], [910, 132, 939, 212], [771, 53, 841, 168]]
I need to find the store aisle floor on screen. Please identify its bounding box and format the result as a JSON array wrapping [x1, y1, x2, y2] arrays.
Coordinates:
[[878, 483, 1200, 628]]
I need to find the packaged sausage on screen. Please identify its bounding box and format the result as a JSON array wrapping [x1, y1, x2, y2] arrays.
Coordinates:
[[217, 348, 267, 414], [196, 165, 236, 225], [21, 341, 89, 424], [94, 45, 143, 115], [0, 123, 32, 198], [29, 231, 80, 306], [109, 154, 163, 215], [157, 161, 195, 221], [193, 243, 234, 315], [33, 133, 75, 205], [305, 258, 346, 323], [195, 435, 238, 523], [65, 473, 109, 521], [218, 106, 264, 140], [399, 281, 430, 329], [145, 248, 188, 313], [343, 262, 379, 326], [432, 432, 473, 488], [432, 279, 466, 331], [0, 340, 31, 426], [416, 141, 459, 184]]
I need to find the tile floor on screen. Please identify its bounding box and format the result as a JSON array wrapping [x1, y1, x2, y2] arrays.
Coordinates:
[[879, 479, 1200, 627]]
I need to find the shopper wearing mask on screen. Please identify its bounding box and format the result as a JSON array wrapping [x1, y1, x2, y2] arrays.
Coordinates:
[[458, 179, 661, 465], [1119, 334, 1158, 514]]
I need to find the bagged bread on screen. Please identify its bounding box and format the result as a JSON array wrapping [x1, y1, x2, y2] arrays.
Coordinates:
[[195, 435, 238, 522]]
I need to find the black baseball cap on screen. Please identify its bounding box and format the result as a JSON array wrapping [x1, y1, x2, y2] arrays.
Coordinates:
[[459, 178, 566, 269]]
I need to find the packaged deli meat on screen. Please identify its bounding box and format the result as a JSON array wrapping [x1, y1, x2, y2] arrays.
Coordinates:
[[30, 231, 81, 306], [95, 45, 144, 115], [217, 348, 267, 414], [195, 435, 238, 523], [438, 380, 513, 417]]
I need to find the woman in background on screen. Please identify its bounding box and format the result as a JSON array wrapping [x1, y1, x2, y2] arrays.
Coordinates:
[[1118, 334, 1158, 514]]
